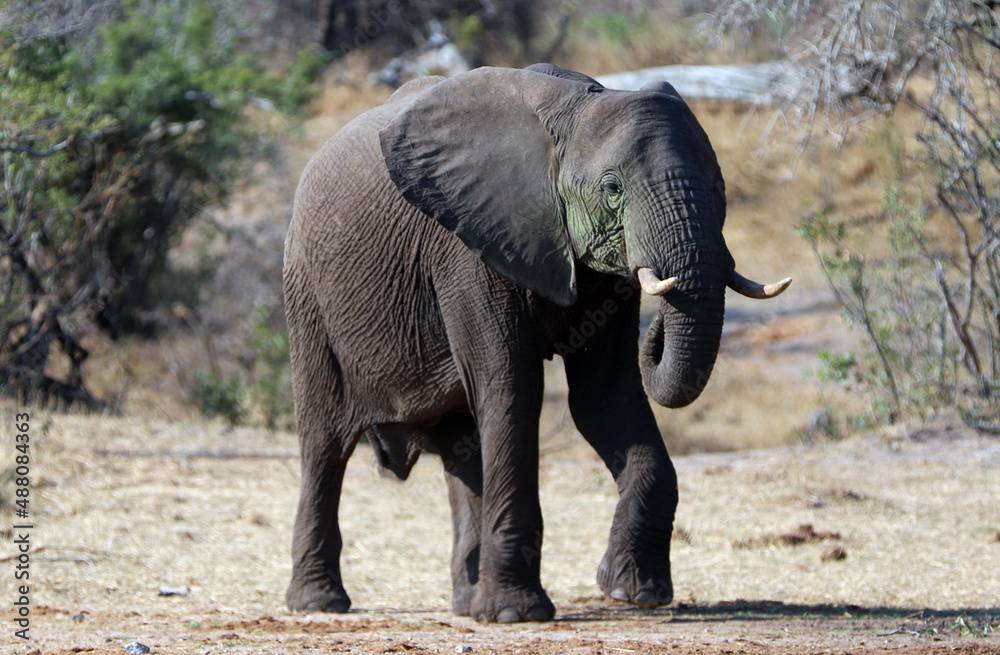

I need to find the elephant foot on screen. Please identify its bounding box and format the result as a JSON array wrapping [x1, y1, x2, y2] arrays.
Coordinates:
[[286, 574, 351, 613], [471, 585, 555, 623], [452, 581, 476, 616], [597, 550, 673, 608]]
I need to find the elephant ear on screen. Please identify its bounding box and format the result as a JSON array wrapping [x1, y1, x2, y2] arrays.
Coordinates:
[[380, 67, 592, 307]]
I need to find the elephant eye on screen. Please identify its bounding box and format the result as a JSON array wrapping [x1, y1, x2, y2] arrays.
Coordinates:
[[601, 177, 624, 196]]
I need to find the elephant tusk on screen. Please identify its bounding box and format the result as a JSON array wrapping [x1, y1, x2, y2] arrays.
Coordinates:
[[728, 271, 792, 299], [637, 268, 679, 296]]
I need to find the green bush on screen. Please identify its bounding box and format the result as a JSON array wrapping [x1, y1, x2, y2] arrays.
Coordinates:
[[800, 128, 999, 425], [815, 350, 857, 388], [273, 47, 330, 114], [251, 307, 293, 430], [451, 15, 485, 53], [0, 0, 322, 408], [583, 12, 650, 52], [193, 371, 246, 426]]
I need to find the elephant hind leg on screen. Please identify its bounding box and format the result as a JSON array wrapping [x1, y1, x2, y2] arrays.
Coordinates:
[[285, 275, 360, 612], [427, 414, 483, 616], [287, 441, 357, 613]]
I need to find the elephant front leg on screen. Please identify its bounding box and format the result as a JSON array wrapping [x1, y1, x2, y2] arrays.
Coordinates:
[[576, 412, 678, 608], [469, 395, 555, 623], [594, 442, 677, 607], [562, 298, 678, 608], [440, 295, 555, 623]]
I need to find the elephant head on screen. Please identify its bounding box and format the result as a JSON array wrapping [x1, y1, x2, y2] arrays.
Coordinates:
[[380, 65, 789, 408]]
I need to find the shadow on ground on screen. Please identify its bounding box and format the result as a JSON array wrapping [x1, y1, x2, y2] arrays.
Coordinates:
[[562, 598, 1000, 628]]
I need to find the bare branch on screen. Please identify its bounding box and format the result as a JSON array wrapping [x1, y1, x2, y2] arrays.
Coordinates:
[[0, 136, 76, 157]]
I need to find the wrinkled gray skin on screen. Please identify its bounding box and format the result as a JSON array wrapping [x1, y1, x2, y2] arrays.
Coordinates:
[[284, 65, 760, 623]]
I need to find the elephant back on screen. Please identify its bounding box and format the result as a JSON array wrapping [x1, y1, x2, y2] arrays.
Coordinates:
[[290, 77, 445, 252]]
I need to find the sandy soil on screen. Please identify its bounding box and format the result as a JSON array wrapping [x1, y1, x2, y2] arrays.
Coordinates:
[[2, 408, 997, 654]]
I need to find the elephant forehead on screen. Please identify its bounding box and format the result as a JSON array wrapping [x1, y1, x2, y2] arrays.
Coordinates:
[[580, 91, 688, 135], [570, 93, 705, 168]]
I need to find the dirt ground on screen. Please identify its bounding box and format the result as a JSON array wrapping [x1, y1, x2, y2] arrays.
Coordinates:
[[3, 406, 998, 654]]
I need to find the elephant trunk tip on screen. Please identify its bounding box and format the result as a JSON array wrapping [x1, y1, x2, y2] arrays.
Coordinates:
[[639, 298, 721, 409], [646, 369, 713, 409]]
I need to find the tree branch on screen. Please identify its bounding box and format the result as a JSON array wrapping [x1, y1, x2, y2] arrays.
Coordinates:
[[0, 135, 76, 157]]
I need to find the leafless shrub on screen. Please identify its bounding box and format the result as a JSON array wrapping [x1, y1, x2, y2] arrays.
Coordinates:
[[0, 0, 121, 45], [712, 0, 1000, 425]]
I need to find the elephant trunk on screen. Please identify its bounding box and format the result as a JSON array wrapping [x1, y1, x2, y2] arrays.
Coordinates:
[[637, 236, 728, 409], [640, 286, 725, 409]]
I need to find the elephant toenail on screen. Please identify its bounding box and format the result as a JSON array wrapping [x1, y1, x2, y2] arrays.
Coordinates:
[[497, 608, 522, 623], [633, 590, 660, 607], [609, 587, 630, 602], [524, 604, 553, 622], [303, 598, 349, 613]]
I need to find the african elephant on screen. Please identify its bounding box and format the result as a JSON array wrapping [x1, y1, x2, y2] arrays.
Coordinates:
[[282, 64, 789, 623]]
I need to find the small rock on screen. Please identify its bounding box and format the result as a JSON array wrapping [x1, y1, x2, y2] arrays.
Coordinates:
[[455, 646, 474, 653], [769, 524, 840, 546], [158, 586, 189, 597], [821, 546, 847, 562], [24, 649, 41, 655], [126, 642, 151, 654], [72, 612, 86, 621]]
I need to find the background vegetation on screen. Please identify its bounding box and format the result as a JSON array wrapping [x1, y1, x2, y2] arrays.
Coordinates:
[[712, 0, 1000, 427], [1, 0, 323, 411], [3, 0, 998, 438]]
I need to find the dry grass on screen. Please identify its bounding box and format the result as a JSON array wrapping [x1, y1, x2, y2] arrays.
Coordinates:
[[551, 13, 705, 77], [4, 408, 997, 620]]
